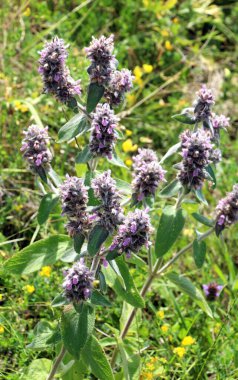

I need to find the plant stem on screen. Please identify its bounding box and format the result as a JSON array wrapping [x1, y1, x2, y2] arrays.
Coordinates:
[[47, 345, 66, 380], [111, 227, 215, 367]]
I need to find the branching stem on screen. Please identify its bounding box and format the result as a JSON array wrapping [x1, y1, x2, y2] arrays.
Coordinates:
[[46, 345, 66, 380]]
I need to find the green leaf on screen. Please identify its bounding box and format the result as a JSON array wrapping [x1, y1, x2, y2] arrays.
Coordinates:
[[51, 293, 69, 307], [25, 359, 52, 380], [205, 165, 216, 189], [4, 235, 72, 275], [48, 167, 62, 186], [192, 213, 214, 227], [61, 304, 95, 359], [91, 289, 111, 307], [106, 249, 120, 261], [73, 234, 85, 254], [67, 97, 78, 113], [58, 115, 89, 143], [166, 272, 213, 317], [61, 358, 88, 380], [159, 179, 182, 198], [172, 113, 196, 124], [27, 321, 61, 350], [35, 166, 48, 183], [84, 171, 100, 206], [37, 193, 59, 225], [86, 83, 105, 113], [109, 150, 127, 168], [155, 206, 186, 257], [76, 145, 93, 164], [82, 335, 114, 380], [194, 188, 208, 205], [99, 271, 107, 293], [160, 142, 181, 163], [193, 240, 206, 268], [87, 224, 109, 256]]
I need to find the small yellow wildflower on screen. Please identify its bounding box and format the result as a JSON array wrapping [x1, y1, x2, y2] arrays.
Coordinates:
[[161, 324, 169, 333], [169, 334, 173, 342], [165, 40, 173, 51], [159, 357, 168, 363], [142, 372, 153, 380], [161, 30, 169, 37], [133, 66, 143, 79], [139, 136, 153, 144], [150, 357, 158, 363], [14, 101, 29, 113], [214, 323, 221, 334], [23, 285, 35, 294], [182, 336, 195, 346], [39, 266, 52, 278], [0, 294, 3, 301], [143, 0, 150, 7], [122, 139, 138, 153], [156, 310, 165, 319], [0, 325, 4, 334], [146, 362, 155, 371], [173, 17, 179, 23], [93, 280, 100, 287], [23, 7, 31, 17], [143, 64, 153, 73], [183, 228, 193, 238], [134, 77, 143, 87], [125, 129, 132, 136], [125, 158, 133, 167], [173, 346, 186, 358]]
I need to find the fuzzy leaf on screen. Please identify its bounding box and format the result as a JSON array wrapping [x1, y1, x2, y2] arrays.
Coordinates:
[[51, 293, 69, 307], [37, 193, 59, 225], [159, 179, 182, 198], [73, 234, 85, 254], [58, 115, 89, 143], [87, 224, 109, 256], [194, 188, 208, 205], [109, 150, 127, 168], [27, 321, 61, 350], [192, 213, 214, 227], [76, 145, 93, 164], [86, 83, 105, 113], [25, 359, 52, 380], [193, 239, 206, 268], [91, 290, 111, 307], [172, 113, 196, 124], [160, 142, 181, 163]]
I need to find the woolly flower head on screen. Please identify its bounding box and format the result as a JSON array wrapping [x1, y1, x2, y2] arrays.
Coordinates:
[[202, 283, 223, 301], [38, 37, 81, 103], [20, 124, 52, 173], [215, 184, 238, 236], [132, 148, 158, 172], [105, 69, 134, 106], [85, 35, 117, 85], [110, 208, 153, 257], [177, 129, 213, 190], [89, 103, 119, 159], [212, 113, 230, 142], [59, 175, 90, 237], [194, 84, 215, 121], [91, 170, 124, 232], [63, 259, 94, 303]]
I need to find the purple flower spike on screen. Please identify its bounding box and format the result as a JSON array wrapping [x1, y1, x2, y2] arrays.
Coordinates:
[[38, 37, 81, 103], [91, 170, 124, 233], [59, 175, 90, 237], [212, 113, 230, 142], [215, 184, 238, 235], [110, 209, 153, 256], [63, 260, 94, 303], [21, 124, 52, 174], [105, 69, 134, 107], [89, 103, 119, 159], [202, 283, 223, 301], [194, 84, 215, 121]]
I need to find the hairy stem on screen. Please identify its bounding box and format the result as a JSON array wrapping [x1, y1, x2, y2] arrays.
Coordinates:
[[111, 227, 214, 367], [47, 345, 66, 380]]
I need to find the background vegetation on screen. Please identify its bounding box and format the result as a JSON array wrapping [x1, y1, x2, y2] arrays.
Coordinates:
[[1, 0, 238, 379]]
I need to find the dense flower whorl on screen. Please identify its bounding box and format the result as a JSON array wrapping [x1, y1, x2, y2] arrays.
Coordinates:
[[91, 170, 124, 232], [177, 129, 213, 190], [20, 124, 52, 173], [110, 209, 153, 256], [212, 113, 230, 142], [215, 184, 238, 235], [63, 259, 94, 303], [38, 37, 81, 103], [202, 283, 223, 301], [194, 84, 215, 121], [89, 103, 119, 159], [59, 175, 90, 237], [105, 69, 134, 107], [85, 35, 117, 85], [132, 148, 158, 172]]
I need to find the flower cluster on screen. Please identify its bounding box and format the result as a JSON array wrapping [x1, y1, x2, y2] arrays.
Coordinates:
[[63, 259, 94, 303], [110, 209, 153, 257], [215, 184, 238, 235], [38, 37, 81, 103], [132, 148, 166, 201], [85, 35, 117, 86], [212, 113, 230, 142], [20, 124, 52, 173], [89, 103, 119, 159], [91, 170, 124, 232], [59, 175, 90, 237], [105, 69, 134, 107], [194, 84, 215, 122], [177, 129, 213, 190], [202, 283, 223, 301]]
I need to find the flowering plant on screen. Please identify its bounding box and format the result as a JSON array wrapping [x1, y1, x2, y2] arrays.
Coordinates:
[[4, 35, 237, 379]]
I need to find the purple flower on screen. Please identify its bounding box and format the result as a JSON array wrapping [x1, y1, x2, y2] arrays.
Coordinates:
[[85, 35, 117, 85], [38, 37, 81, 103], [91, 170, 124, 232], [59, 175, 90, 237], [215, 184, 238, 235], [202, 283, 223, 301], [89, 103, 119, 159], [63, 259, 94, 303], [210, 148, 222, 164], [177, 129, 214, 190], [20, 124, 52, 173], [132, 148, 158, 172], [105, 69, 134, 106], [212, 113, 230, 142], [110, 208, 153, 255], [194, 84, 215, 121]]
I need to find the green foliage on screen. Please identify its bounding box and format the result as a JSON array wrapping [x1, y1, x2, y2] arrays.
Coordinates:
[[58, 115, 89, 143], [193, 239, 206, 268], [86, 83, 105, 113], [87, 224, 109, 256], [37, 193, 59, 225]]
